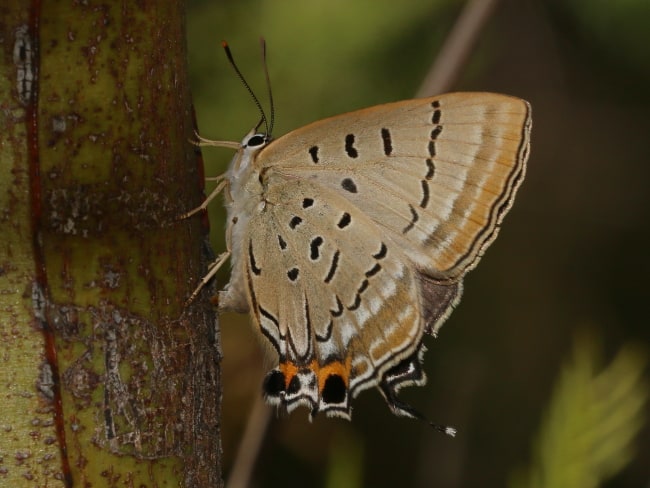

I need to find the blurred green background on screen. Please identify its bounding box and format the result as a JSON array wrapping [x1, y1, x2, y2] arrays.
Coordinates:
[[186, 0, 650, 486]]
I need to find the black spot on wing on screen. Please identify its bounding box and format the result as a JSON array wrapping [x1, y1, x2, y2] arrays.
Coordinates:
[[309, 146, 319, 163], [249, 239, 261, 275], [402, 204, 419, 234], [287, 268, 299, 281], [420, 180, 430, 208], [373, 242, 388, 260], [278, 234, 287, 250], [425, 158, 435, 179], [289, 216, 303, 229], [432, 108, 441, 124], [262, 369, 285, 397], [381, 128, 392, 155], [324, 250, 340, 283], [429, 126, 442, 158], [322, 374, 346, 404], [302, 198, 314, 208], [431, 100, 441, 123], [337, 212, 351, 229], [345, 134, 358, 158], [310, 236, 324, 260], [357, 279, 369, 294], [341, 178, 357, 193], [365, 263, 382, 277]]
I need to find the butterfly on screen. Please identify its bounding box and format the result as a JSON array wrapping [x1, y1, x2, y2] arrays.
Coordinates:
[[186, 45, 531, 433]]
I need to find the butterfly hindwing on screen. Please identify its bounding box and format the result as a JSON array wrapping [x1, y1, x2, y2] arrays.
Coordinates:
[[243, 176, 428, 417]]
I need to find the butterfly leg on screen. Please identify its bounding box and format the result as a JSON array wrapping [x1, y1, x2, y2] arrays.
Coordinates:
[[182, 175, 236, 304], [179, 176, 228, 219], [191, 131, 241, 149], [185, 250, 231, 306]]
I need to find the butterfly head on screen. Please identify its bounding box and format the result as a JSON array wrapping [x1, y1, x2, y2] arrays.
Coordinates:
[[228, 129, 272, 180]]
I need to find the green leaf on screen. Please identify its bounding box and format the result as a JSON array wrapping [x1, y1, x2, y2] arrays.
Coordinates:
[[510, 333, 647, 488]]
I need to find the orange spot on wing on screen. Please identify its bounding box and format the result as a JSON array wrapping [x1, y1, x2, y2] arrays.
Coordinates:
[[314, 357, 352, 393], [279, 362, 300, 389]]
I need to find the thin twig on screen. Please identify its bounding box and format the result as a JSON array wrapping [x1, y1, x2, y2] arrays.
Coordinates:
[[416, 0, 502, 97], [226, 393, 272, 488]]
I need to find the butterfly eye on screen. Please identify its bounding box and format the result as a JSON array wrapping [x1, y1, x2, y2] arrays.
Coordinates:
[[246, 134, 267, 147]]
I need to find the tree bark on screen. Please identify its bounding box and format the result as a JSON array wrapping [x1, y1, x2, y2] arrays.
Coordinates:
[[0, 2, 222, 486]]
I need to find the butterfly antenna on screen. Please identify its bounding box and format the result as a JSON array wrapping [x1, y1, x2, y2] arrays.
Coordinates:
[[221, 41, 269, 135], [259, 37, 275, 136]]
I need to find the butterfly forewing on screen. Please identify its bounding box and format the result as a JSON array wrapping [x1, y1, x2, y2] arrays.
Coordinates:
[[258, 92, 531, 279]]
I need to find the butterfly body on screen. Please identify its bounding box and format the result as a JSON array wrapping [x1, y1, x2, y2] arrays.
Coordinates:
[[205, 92, 531, 422], [217, 131, 267, 313]]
